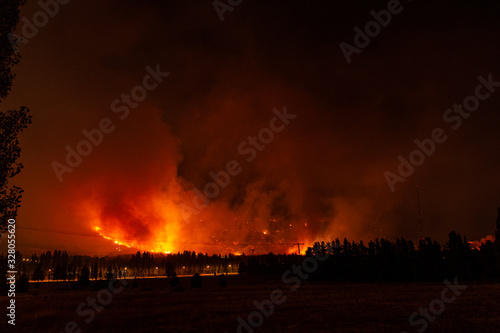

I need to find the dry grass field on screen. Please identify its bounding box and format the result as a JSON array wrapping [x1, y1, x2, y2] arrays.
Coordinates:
[[1, 275, 499, 333]]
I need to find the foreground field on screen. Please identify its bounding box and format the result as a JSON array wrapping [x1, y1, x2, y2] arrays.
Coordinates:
[[1, 275, 499, 332]]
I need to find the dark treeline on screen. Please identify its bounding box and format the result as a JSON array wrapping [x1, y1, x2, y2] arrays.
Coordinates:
[[238, 232, 499, 281], [0, 250, 239, 287], [307, 232, 497, 282], [239, 208, 500, 282], [2, 209, 499, 291]]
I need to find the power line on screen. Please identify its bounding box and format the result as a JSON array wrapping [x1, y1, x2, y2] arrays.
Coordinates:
[[17, 226, 101, 238], [16, 225, 292, 247]]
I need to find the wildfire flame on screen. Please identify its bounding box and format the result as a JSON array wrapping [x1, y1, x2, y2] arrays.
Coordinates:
[[93, 225, 176, 253], [468, 235, 495, 250], [71, 108, 335, 255]]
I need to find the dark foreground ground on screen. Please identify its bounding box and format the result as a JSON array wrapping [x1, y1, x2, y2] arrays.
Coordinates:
[[1, 275, 499, 333]]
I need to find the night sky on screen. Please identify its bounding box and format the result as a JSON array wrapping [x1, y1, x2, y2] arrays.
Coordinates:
[[4, 0, 500, 255]]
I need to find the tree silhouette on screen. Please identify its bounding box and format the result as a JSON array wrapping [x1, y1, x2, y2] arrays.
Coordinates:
[[78, 265, 90, 288], [443, 231, 473, 279], [0, 0, 31, 231], [0, 255, 7, 295], [495, 207, 500, 274], [32, 263, 45, 282], [0, 0, 26, 98], [105, 271, 113, 280], [479, 240, 498, 278], [170, 272, 180, 287], [17, 273, 29, 293], [495, 207, 500, 243]]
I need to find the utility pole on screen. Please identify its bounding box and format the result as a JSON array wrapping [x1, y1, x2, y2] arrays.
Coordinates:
[[293, 243, 304, 256], [416, 185, 423, 239]]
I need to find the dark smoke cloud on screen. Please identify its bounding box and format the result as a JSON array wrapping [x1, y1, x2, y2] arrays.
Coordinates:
[[5, 0, 500, 254]]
